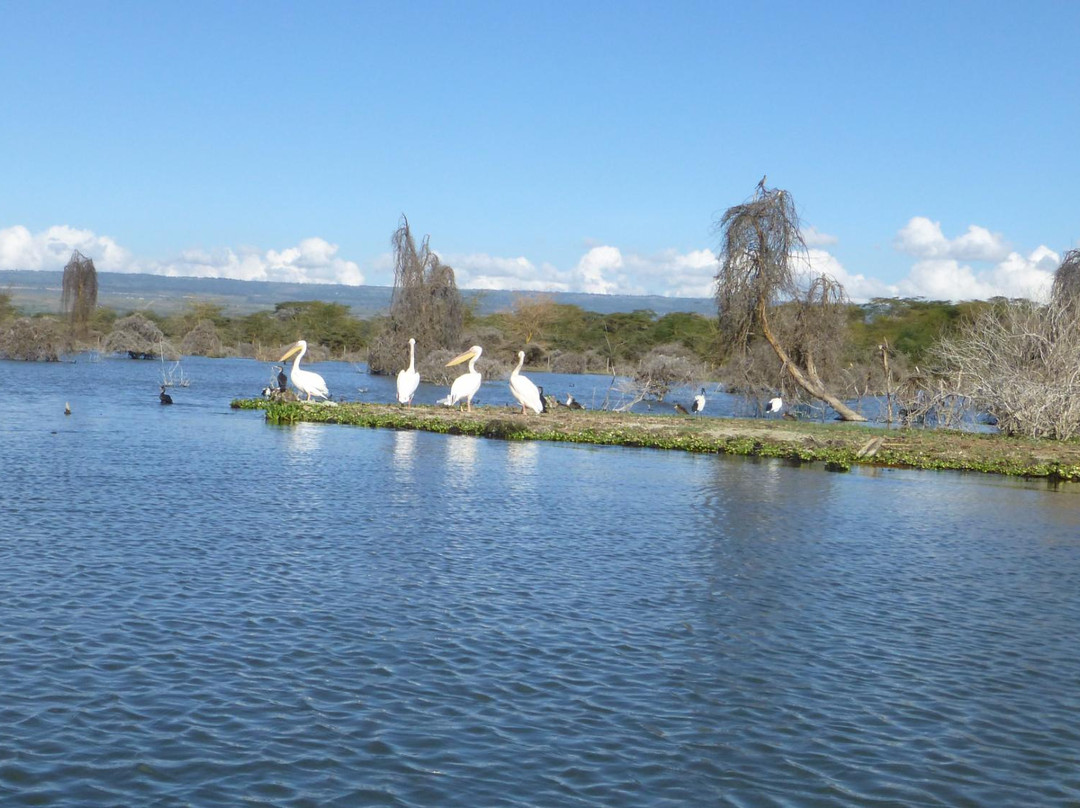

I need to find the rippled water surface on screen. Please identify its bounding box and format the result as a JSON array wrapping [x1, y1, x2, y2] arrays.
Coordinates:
[[2, 357, 1079, 806]]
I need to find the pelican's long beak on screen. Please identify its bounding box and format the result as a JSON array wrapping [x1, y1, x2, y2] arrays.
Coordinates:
[[279, 342, 301, 362], [446, 347, 478, 367]]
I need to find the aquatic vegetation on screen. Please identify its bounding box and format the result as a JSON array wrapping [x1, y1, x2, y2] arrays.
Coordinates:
[[230, 399, 1080, 482]]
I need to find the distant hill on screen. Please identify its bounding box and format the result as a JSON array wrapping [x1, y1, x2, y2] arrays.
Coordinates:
[[0, 270, 714, 318]]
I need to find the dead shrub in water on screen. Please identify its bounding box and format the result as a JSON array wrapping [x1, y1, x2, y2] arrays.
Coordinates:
[[933, 291, 1080, 439], [367, 216, 465, 376]]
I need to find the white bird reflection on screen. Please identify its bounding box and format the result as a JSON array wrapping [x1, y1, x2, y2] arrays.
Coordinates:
[[284, 421, 326, 457], [392, 429, 418, 474], [446, 435, 479, 489], [506, 441, 539, 490]]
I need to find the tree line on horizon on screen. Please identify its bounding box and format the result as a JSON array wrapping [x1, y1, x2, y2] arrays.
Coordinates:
[[3, 199, 1078, 439]]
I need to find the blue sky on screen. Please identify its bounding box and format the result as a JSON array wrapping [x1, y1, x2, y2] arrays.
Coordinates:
[[2, 0, 1078, 301]]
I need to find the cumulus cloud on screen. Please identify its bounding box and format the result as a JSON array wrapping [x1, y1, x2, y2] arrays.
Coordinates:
[[0, 225, 363, 285], [894, 217, 1010, 262], [448, 253, 570, 293], [890, 216, 1058, 301], [896, 247, 1057, 302], [151, 238, 364, 285], [0, 220, 1064, 303], [0, 224, 131, 270]]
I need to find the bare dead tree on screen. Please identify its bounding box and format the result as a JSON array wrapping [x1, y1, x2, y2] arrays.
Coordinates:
[[367, 216, 465, 375], [0, 316, 67, 361], [713, 181, 866, 420], [932, 296, 1080, 439], [103, 313, 179, 359], [1050, 248, 1080, 312], [180, 319, 225, 357], [628, 344, 702, 403], [61, 250, 98, 333]]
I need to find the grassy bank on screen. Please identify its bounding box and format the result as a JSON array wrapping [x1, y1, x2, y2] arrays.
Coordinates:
[[230, 399, 1080, 482]]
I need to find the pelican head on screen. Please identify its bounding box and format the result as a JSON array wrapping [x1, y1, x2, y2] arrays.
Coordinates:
[[279, 339, 308, 362], [447, 345, 483, 367]]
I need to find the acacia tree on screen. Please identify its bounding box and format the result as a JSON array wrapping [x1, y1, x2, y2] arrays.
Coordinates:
[[713, 180, 866, 420], [367, 216, 464, 375], [61, 250, 98, 333]]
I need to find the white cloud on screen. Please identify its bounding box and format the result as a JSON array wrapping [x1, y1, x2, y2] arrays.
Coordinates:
[[0, 220, 1064, 304], [448, 253, 570, 293], [894, 217, 1009, 262], [0, 224, 131, 270], [575, 245, 628, 295], [893, 246, 1057, 302], [0, 225, 363, 285], [802, 225, 838, 248], [889, 216, 1057, 301], [797, 249, 899, 302]]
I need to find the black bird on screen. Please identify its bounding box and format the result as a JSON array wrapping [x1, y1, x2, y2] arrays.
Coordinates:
[[160, 385, 173, 405], [275, 365, 288, 393], [691, 388, 706, 414], [537, 385, 549, 413]]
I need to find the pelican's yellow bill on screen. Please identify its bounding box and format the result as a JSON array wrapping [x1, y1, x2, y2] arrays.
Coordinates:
[[446, 349, 477, 367]]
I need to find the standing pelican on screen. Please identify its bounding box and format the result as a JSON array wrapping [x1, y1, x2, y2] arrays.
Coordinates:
[[692, 388, 706, 414], [509, 351, 543, 414], [438, 345, 483, 411], [396, 337, 421, 406], [279, 339, 329, 401], [765, 396, 783, 416]]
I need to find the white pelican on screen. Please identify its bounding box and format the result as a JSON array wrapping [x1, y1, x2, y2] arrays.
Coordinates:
[[279, 339, 330, 401], [396, 337, 420, 406], [509, 350, 542, 414], [765, 396, 783, 416], [692, 388, 706, 414], [438, 345, 483, 411]]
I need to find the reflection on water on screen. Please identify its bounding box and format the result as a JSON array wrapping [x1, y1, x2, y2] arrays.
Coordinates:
[[282, 420, 326, 456], [1, 357, 1079, 807], [445, 434, 479, 489], [392, 427, 417, 473]]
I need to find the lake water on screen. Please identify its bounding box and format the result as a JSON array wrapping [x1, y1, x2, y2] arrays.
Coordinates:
[[2, 357, 1079, 807]]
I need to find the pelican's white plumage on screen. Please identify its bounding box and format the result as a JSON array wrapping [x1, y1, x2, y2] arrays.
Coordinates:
[[439, 345, 483, 411], [279, 339, 329, 401], [396, 337, 420, 406], [509, 350, 542, 414]]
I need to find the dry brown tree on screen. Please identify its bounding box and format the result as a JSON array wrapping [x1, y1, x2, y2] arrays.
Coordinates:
[[0, 316, 67, 361], [61, 250, 98, 334], [1050, 248, 1080, 311], [933, 291, 1080, 440], [367, 216, 465, 375], [714, 180, 865, 420], [103, 313, 179, 359]]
